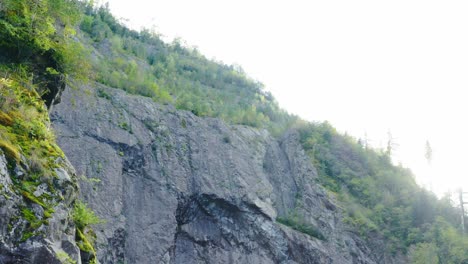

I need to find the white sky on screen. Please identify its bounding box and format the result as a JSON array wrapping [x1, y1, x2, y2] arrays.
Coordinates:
[[104, 0, 468, 197]]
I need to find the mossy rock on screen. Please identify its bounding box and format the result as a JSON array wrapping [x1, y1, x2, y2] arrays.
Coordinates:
[[0, 111, 14, 126], [0, 139, 20, 163]]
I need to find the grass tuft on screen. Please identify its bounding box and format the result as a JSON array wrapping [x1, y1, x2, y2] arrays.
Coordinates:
[[72, 201, 104, 229], [0, 111, 14, 126], [22, 191, 46, 208], [0, 139, 20, 162], [277, 216, 326, 240]]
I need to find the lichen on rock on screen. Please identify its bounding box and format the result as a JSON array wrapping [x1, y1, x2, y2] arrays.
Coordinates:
[[0, 77, 92, 263]]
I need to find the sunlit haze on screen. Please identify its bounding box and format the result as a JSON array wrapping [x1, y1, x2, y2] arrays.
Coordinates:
[[104, 0, 468, 197]]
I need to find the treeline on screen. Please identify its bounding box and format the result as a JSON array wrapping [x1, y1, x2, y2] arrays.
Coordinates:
[[78, 3, 296, 135], [3, 1, 465, 262], [297, 122, 468, 262], [78, 4, 467, 261], [0, 1, 99, 263], [0, 0, 90, 104]]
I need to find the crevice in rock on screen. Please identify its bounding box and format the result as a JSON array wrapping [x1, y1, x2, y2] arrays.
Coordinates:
[[103, 228, 126, 264], [170, 193, 289, 263]]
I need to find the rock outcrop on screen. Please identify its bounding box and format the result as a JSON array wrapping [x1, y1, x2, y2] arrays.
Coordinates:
[[0, 154, 81, 264], [51, 84, 394, 263]]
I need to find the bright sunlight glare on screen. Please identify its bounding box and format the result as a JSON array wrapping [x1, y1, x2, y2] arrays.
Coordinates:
[[105, 0, 468, 197]]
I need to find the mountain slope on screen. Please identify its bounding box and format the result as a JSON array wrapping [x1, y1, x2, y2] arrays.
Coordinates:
[[0, 1, 467, 263], [72, 5, 467, 262], [51, 84, 392, 263], [0, 78, 83, 263]]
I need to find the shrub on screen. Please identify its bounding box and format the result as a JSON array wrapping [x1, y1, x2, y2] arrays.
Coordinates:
[[72, 201, 101, 263], [277, 216, 325, 240], [408, 243, 439, 264], [72, 201, 103, 229]]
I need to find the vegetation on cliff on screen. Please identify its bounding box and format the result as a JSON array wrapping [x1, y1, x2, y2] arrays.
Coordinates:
[[79, 4, 296, 136], [78, 4, 467, 261], [0, 76, 63, 241], [0, 0, 98, 263], [298, 122, 468, 262], [1, 0, 467, 263]]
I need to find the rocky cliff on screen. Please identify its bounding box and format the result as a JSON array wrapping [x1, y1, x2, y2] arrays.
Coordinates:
[[0, 80, 83, 263], [0, 155, 80, 264], [50, 84, 396, 264]]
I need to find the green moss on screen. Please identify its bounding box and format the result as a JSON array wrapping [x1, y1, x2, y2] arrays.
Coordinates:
[[56, 250, 77, 264], [0, 139, 20, 163], [277, 216, 326, 240], [22, 191, 46, 208], [20, 231, 34, 242], [21, 207, 44, 230], [76, 227, 99, 264], [21, 208, 37, 222], [0, 111, 13, 126], [76, 228, 95, 253], [1, 192, 10, 200], [72, 201, 102, 263], [0, 77, 64, 217], [96, 89, 111, 100], [0, 78, 64, 173], [44, 208, 55, 219], [20, 180, 40, 191], [118, 122, 131, 132]]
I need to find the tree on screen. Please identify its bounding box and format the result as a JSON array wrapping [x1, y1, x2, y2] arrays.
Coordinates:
[[409, 243, 439, 264], [425, 140, 433, 165], [0, 0, 89, 101], [386, 130, 398, 157]]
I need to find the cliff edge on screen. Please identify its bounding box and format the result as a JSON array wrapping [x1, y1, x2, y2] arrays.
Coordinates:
[[51, 84, 396, 264]]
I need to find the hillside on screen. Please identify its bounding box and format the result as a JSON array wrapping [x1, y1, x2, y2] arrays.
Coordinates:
[[1, 1, 467, 263]]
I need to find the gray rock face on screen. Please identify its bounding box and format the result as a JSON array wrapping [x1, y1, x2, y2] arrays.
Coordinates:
[[51, 84, 395, 264], [0, 154, 81, 264]]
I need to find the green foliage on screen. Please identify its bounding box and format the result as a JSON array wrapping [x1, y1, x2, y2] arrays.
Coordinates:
[[277, 216, 325, 240], [79, 4, 297, 134], [409, 243, 439, 264], [22, 190, 46, 208], [297, 122, 468, 258], [72, 201, 103, 230], [74, 6, 467, 259], [0, 111, 14, 126], [56, 250, 77, 264], [118, 122, 131, 132], [72, 201, 102, 263], [0, 76, 68, 245], [96, 88, 111, 100], [428, 217, 468, 263], [2, 2, 465, 261], [0, 77, 64, 169], [0, 0, 90, 93], [0, 3, 95, 261], [20, 207, 47, 240], [76, 228, 95, 253], [0, 139, 20, 162], [21, 231, 34, 242], [21, 208, 38, 226]]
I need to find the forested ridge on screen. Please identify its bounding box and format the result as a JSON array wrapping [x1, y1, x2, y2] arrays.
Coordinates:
[[0, 1, 467, 263]]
